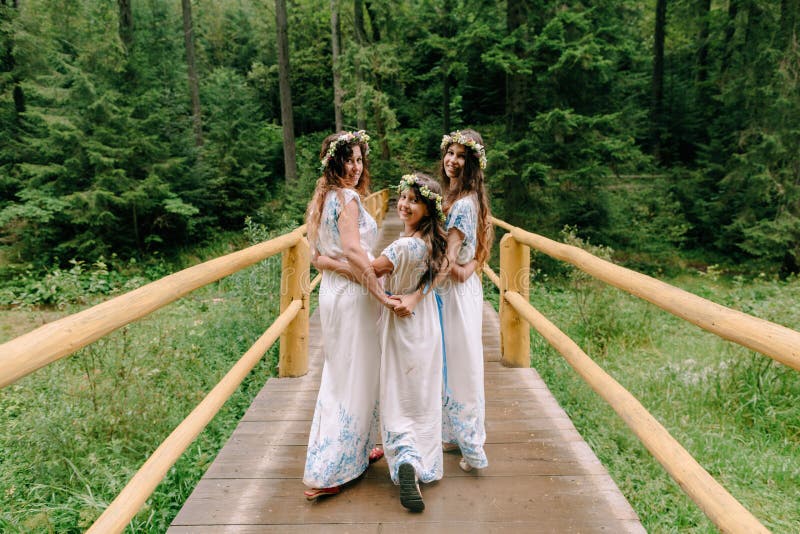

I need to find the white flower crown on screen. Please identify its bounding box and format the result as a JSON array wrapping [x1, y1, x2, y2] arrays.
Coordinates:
[[440, 131, 487, 169], [397, 174, 445, 222], [320, 130, 371, 173]]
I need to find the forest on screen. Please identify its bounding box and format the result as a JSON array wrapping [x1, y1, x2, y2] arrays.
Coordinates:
[[1, 0, 798, 277], [1, 0, 799, 532]]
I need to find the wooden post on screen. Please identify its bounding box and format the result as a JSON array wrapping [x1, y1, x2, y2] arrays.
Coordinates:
[[499, 233, 530, 367], [279, 238, 310, 376]]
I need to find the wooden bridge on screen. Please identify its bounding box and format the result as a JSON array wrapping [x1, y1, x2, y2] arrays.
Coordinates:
[[167, 206, 643, 532], [2, 189, 799, 533]]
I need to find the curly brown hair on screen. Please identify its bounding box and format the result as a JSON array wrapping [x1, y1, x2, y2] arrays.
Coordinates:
[[306, 132, 372, 249]]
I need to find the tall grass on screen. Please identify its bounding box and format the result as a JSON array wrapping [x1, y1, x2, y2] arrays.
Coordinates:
[[0, 221, 290, 533], [499, 254, 800, 533]]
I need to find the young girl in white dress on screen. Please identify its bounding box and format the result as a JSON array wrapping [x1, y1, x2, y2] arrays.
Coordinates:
[[302, 131, 395, 500], [392, 130, 493, 473], [316, 173, 449, 512]]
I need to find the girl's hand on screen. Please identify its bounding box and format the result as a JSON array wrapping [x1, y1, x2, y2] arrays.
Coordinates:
[[391, 291, 422, 317]]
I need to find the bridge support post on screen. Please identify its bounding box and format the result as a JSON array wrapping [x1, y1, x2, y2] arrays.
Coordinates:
[[279, 237, 310, 377], [499, 233, 530, 367]]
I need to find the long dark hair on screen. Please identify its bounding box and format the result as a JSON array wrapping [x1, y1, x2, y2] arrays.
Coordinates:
[[306, 131, 371, 248], [438, 128, 493, 265], [402, 173, 449, 290]]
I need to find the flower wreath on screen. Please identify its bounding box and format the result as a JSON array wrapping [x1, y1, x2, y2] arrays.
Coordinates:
[[397, 174, 445, 222], [320, 130, 371, 173], [440, 131, 487, 169]]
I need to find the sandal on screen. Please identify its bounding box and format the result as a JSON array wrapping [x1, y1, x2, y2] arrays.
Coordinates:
[[304, 486, 340, 501], [458, 457, 473, 472], [398, 463, 424, 512], [368, 447, 384, 464]]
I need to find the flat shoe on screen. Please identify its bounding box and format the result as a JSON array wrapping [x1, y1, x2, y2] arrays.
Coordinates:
[[398, 463, 424, 512], [442, 442, 459, 452], [368, 447, 384, 464], [304, 486, 340, 500]]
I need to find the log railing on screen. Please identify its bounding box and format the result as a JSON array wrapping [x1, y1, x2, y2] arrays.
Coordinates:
[[0, 189, 389, 533], [489, 216, 800, 534]]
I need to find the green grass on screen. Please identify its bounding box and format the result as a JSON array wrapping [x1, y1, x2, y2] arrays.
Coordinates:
[[2, 241, 799, 532], [496, 265, 800, 533], [0, 228, 288, 533]]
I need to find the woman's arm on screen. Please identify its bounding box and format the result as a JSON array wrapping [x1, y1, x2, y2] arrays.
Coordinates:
[[450, 259, 479, 283], [338, 199, 394, 309], [372, 255, 394, 278], [312, 254, 359, 283]]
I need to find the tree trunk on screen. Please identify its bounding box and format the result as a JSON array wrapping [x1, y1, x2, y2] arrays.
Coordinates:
[[354, 0, 368, 45], [722, 0, 739, 73], [275, 0, 298, 182], [443, 72, 450, 133], [364, 0, 380, 41], [652, 0, 667, 162], [506, 0, 529, 136], [117, 0, 134, 52], [780, 0, 798, 49], [696, 0, 711, 85], [181, 0, 203, 147], [353, 0, 367, 131], [330, 0, 343, 131], [1, 0, 23, 116]]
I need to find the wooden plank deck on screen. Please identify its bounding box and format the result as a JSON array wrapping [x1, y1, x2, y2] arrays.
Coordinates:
[[169, 205, 644, 533]]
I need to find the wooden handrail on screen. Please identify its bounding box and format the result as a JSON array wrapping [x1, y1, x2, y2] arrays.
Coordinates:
[[0, 227, 306, 388], [503, 290, 769, 534], [482, 264, 500, 288], [87, 299, 303, 534], [492, 217, 800, 372]]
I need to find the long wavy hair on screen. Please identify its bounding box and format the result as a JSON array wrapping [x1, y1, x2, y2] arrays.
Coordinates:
[[305, 132, 371, 249], [438, 128, 493, 265], [402, 173, 450, 291]]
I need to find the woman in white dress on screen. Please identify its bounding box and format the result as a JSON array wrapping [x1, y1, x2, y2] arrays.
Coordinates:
[[317, 173, 450, 512], [394, 129, 493, 473], [302, 131, 395, 500], [436, 129, 493, 472]]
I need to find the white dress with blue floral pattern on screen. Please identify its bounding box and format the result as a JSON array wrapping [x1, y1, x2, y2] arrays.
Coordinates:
[[436, 193, 488, 469], [379, 237, 444, 484], [303, 188, 381, 489]]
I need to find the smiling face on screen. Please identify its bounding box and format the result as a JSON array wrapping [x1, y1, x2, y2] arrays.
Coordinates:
[[342, 145, 363, 188], [397, 186, 429, 234], [443, 142, 467, 184]]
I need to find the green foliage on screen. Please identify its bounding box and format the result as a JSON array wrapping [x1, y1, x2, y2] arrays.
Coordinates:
[[0, 224, 286, 533], [527, 271, 800, 533]]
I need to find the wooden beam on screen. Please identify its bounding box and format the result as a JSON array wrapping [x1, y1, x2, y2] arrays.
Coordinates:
[[86, 299, 303, 534], [492, 217, 800, 372], [0, 228, 305, 388], [499, 234, 530, 367], [503, 291, 769, 534]]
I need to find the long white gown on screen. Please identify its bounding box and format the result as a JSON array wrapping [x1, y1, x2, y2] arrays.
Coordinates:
[[437, 193, 489, 469], [303, 188, 381, 489], [378, 237, 444, 484]]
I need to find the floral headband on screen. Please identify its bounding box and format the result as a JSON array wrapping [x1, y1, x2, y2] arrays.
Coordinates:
[[397, 174, 445, 222], [320, 130, 371, 173], [440, 131, 487, 169]]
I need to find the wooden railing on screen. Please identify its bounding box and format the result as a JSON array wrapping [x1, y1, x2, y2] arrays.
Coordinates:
[[0, 189, 389, 533], [3, 191, 794, 534], [489, 216, 800, 534]]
